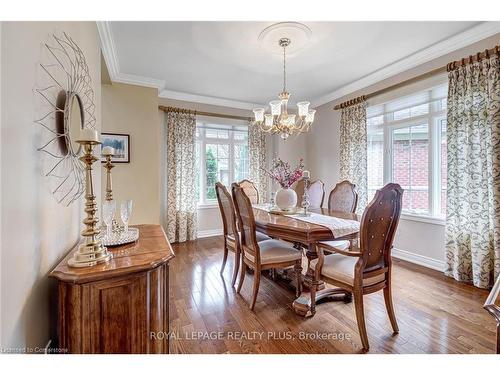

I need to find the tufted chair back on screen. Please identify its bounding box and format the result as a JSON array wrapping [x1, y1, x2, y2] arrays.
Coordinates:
[[358, 183, 403, 271]]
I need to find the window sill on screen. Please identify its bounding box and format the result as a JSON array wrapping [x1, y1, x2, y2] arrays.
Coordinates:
[[197, 203, 218, 210], [400, 213, 445, 226]]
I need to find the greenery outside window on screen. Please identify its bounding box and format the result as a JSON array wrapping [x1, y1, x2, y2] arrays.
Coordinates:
[[195, 122, 249, 206]]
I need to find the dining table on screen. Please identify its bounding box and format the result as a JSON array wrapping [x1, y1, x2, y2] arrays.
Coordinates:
[[252, 205, 360, 317]]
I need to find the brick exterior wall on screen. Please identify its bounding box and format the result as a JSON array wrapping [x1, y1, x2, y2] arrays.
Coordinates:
[[368, 139, 447, 214]]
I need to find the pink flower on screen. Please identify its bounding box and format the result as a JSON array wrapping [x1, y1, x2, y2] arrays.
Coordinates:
[[262, 158, 305, 189]]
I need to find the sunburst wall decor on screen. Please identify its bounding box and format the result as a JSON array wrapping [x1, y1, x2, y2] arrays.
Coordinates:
[[35, 32, 96, 206]]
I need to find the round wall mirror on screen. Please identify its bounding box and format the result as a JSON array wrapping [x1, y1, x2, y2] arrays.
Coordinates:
[[67, 93, 84, 156], [55, 90, 85, 156]]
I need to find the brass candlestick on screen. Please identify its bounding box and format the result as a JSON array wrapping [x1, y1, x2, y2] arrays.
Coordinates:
[[103, 153, 115, 201], [68, 140, 112, 268], [102, 148, 121, 233]]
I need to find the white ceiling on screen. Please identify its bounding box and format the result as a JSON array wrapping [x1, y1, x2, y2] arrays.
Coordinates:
[[99, 21, 499, 109]]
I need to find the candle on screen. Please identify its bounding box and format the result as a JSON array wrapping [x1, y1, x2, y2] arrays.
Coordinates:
[[79, 128, 100, 142], [101, 146, 115, 156], [303, 170, 310, 179]]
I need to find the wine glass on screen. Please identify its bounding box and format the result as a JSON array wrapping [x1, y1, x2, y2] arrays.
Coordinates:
[[102, 200, 116, 238], [120, 200, 133, 233]]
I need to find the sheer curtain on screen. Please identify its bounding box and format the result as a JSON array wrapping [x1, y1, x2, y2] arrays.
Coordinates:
[[164, 109, 197, 243], [339, 101, 368, 213], [248, 121, 268, 202], [445, 51, 500, 288]]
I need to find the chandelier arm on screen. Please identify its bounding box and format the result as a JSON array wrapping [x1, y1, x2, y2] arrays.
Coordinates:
[[258, 121, 274, 133]]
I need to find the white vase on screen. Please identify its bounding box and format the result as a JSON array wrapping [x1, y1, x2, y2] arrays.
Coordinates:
[[275, 188, 297, 211]]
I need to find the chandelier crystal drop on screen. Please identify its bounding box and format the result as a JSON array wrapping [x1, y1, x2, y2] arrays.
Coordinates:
[[253, 37, 316, 140]]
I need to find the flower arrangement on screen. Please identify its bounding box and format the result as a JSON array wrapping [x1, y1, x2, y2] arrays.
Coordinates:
[[264, 158, 304, 189]]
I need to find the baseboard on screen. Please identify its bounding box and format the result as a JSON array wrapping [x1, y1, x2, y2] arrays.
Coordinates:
[[197, 229, 223, 238], [392, 248, 445, 272]]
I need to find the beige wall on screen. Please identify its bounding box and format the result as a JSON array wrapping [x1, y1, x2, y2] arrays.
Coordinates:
[[306, 33, 500, 267], [0, 21, 101, 349], [101, 83, 160, 225]]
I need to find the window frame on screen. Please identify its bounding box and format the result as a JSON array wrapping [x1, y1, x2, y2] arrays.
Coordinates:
[[195, 122, 249, 208], [367, 86, 447, 223]]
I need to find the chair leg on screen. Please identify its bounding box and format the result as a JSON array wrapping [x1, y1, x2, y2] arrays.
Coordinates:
[[237, 262, 247, 294], [383, 286, 399, 333], [231, 249, 240, 287], [220, 242, 228, 274], [353, 289, 369, 351], [250, 266, 261, 310], [270, 268, 277, 281], [294, 261, 302, 298]]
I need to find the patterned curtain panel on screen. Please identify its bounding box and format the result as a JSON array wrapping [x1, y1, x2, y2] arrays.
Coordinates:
[[445, 53, 500, 288], [339, 101, 368, 213], [248, 121, 268, 202], [165, 110, 198, 243]]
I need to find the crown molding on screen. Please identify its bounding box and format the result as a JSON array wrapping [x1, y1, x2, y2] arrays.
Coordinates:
[[96, 21, 120, 80], [113, 73, 165, 89], [97, 20, 257, 109], [98, 21, 500, 110], [158, 89, 259, 110], [311, 21, 500, 108]]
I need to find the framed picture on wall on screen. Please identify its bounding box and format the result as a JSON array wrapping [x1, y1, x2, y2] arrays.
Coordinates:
[[101, 133, 130, 163]]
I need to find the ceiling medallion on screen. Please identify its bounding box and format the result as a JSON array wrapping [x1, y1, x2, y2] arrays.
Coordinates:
[[253, 36, 315, 140]]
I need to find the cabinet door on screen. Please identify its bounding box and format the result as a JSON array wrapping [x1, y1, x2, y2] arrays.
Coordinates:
[[84, 272, 148, 353]]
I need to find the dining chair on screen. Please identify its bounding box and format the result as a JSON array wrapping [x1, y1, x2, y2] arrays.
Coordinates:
[[237, 179, 260, 204], [310, 183, 403, 350], [232, 184, 303, 310], [215, 182, 270, 286], [322, 180, 359, 252], [294, 179, 325, 209], [328, 180, 358, 212]]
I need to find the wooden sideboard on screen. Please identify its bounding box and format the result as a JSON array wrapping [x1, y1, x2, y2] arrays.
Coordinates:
[[50, 224, 175, 354]]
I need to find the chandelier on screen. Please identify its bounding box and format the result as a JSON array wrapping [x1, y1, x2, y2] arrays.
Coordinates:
[[253, 37, 316, 140]]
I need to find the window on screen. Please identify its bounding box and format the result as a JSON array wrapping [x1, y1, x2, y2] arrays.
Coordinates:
[[195, 122, 249, 205], [367, 84, 447, 218]]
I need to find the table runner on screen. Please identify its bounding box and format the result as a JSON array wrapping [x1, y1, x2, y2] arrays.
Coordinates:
[[253, 204, 359, 238], [286, 212, 360, 238]]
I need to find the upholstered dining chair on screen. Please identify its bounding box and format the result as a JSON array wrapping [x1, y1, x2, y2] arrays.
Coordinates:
[[294, 179, 325, 209], [310, 183, 403, 351], [237, 179, 260, 204], [328, 180, 358, 212], [323, 180, 359, 252], [215, 183, 270, 286], [232, 184, 303, 310]]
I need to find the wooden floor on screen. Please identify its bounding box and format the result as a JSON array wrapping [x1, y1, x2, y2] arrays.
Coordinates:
[[169, 236, 496, 354]]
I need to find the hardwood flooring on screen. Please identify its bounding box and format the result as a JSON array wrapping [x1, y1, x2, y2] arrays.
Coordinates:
[[169, 236, 497, 354]]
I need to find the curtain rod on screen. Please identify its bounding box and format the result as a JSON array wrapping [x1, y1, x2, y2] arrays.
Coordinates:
[[333, 45, 500, 111], [158, 105, 252, 122]]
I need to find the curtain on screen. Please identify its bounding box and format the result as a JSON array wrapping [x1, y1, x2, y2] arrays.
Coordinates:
[[165, 110, 197, 243], [339, 101, 368, 213], [445, 52, 500, 288], [248, 121, 268, 202]]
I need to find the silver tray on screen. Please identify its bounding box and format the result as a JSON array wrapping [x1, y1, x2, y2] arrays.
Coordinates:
[[268, 207, 305, 216], [99, 228, 139, 247]]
